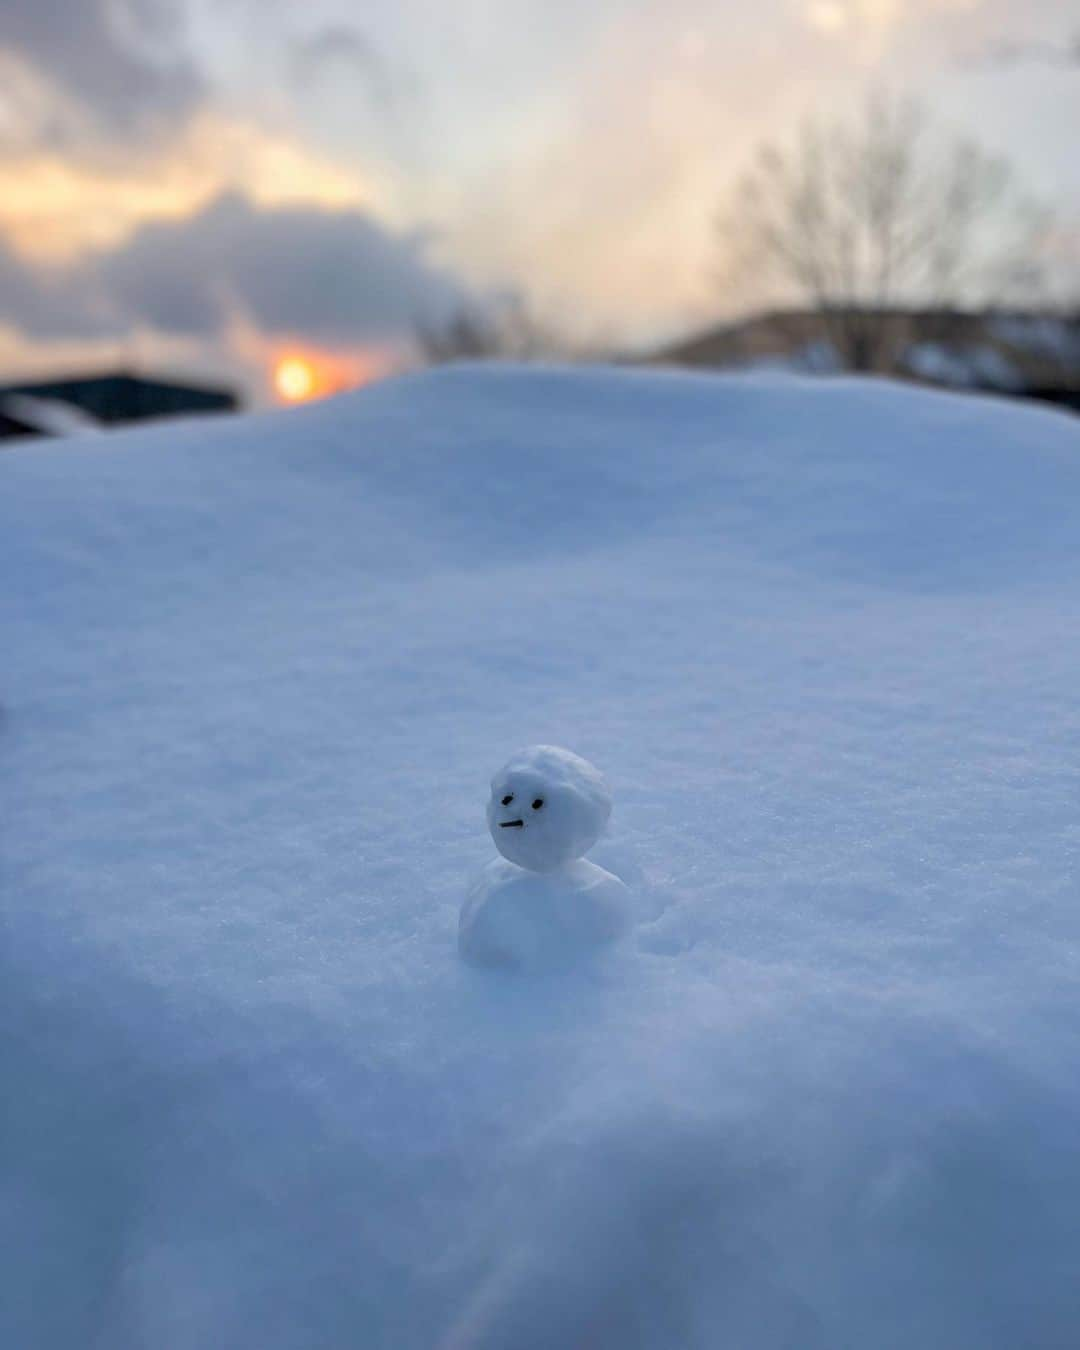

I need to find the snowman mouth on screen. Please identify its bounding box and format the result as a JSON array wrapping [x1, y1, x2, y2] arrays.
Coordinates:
[[500, 819, 524, 828]]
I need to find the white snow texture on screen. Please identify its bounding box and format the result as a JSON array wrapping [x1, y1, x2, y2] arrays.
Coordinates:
[[3, 363, 1080, 1349]]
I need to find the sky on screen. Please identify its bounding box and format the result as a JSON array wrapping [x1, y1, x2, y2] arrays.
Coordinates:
[[0, 0, 1077, 403]]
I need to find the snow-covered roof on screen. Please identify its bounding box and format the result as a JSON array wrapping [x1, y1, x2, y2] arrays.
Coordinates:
[[1, 392, 104, 437], [3, 366, 1080, 1347], [990, 313, 1080, 367], [902, 341, 1024, 390], [655, 308, 1080, 397]]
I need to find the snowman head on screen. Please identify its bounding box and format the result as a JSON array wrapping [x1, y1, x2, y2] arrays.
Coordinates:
[[487, 745, 612, 872]]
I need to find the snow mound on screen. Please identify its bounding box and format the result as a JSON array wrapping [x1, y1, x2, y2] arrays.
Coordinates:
[[3, 364, 1080, 1348]]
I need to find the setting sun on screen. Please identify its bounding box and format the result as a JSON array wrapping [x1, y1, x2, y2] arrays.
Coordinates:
[[270, 346, 399, 405], [274, 356, 317, 403]]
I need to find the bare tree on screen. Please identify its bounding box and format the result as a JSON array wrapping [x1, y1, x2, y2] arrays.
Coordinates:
[[719, 94, 1043, 372], [415, 294, 558, 364]]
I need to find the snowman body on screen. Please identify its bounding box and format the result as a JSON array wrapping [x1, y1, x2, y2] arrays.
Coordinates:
[[459, 746, 630, 970]]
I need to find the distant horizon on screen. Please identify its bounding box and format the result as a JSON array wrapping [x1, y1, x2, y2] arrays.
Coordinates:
[[5, 296, 1077, 409]]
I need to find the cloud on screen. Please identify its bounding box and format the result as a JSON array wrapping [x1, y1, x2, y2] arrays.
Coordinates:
[[438, 0, 833, 340], [957, 33, 1080, 70], [799, 0, 990, 58], [0, 237, 113, 340], [0, 0, 204, 145], [102, 192, 466, 342], [806, 1, 851, 33], [289, 25, 397, 108], [0, 191, 469, 350], [0, 112, 378, 265]]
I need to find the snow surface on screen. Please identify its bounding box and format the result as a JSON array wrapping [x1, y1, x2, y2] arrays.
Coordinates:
[[3, 363, 1080, 1348]]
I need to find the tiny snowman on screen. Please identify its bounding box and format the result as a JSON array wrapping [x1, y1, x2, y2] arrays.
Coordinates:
[[458, 745, 630, 970]]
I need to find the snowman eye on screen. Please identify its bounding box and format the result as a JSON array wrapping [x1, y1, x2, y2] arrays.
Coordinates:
[[501, 794, 514, 806], [532, 798, 544, 810]]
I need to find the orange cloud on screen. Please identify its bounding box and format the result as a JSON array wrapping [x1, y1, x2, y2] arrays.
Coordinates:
[[0, 110, 380, 265], [803, 0, 982, 46]]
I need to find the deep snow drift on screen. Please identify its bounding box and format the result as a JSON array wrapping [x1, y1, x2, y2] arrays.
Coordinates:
[[3, 365, 1080, 1348]]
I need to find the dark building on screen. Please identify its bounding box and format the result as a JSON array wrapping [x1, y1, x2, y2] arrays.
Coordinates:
[[0, 371, 239, 431], [0, 403, 40, 440]]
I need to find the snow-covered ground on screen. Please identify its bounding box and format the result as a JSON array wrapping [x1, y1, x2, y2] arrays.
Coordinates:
[[3, 365, 1079, 1348]]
